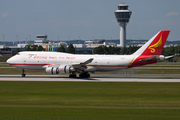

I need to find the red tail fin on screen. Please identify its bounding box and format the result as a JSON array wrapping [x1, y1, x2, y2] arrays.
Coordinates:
[[133, 30, 170, 55]]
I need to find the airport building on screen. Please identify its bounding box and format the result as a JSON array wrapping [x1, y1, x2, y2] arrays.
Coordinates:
[[34, 35, 68, 51], [114, 3, 132, 47]]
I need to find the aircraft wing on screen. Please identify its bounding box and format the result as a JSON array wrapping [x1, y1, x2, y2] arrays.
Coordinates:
[[71, 58, 94, 72], [43, 58, 94, 73]]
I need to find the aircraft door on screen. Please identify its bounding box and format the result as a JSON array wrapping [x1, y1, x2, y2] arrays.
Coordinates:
[[94, 56, 102, 66], [23, 58, 26, 64], [108, 56, 113, 65]]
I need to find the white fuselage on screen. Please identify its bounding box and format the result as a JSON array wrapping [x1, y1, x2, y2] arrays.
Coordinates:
[[7, 51, 138, 72]]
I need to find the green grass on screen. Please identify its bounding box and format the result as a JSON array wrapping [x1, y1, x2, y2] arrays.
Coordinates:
[[0, 82, 180, 120], [0, 56, 10, 62], [0, 62, 13, 67], [0, 68, 47, 75]]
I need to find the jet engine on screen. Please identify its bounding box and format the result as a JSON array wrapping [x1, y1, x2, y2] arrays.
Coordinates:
[[45, 65, 75, 74]]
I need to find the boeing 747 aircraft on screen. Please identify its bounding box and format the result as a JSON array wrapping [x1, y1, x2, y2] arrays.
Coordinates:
[[7, 30, 171, 78]]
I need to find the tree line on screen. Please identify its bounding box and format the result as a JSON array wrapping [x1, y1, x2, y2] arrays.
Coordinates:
[[14, 44, 76, 55], [93, 45, 140, 54], [93, 45, 180, 56], [162, 46, 180, 56]]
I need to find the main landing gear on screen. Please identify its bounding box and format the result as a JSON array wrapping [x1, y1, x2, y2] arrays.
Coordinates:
[[79, 72, 90, 78], [21, 69, 26, 77], [69, 72, 90, 78]]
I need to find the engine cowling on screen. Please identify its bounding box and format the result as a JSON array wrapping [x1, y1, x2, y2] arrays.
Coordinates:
[[58, 65, 71, 73], [45, 65, 75, 75], [52, 67, 58, 74], [45, 67, 53, 74], [45, 67, 58, 74]]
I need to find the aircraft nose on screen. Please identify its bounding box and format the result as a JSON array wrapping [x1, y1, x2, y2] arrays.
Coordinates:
[[6, 58, 11, 64], [6, 57, 14, 64]]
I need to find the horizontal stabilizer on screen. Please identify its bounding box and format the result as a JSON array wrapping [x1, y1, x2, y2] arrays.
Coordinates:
[[139, 55, 165, 62], [139, 56, 158, 62], [165, 55, 175, 59]]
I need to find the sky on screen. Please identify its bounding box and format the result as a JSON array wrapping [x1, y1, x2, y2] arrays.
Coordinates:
[[0, 0, 180, 42]]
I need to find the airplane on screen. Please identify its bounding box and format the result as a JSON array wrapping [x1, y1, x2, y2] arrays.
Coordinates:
[[7, 30, 171, 78]]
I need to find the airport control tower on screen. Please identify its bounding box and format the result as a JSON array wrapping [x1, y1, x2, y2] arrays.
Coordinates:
[[114, 3, 132, 47]]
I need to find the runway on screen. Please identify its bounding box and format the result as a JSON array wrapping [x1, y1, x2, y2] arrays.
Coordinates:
[[0, 75, 180, 82]]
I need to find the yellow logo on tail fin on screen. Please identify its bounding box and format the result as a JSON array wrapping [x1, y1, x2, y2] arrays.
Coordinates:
[[148, 35, 162, 53]]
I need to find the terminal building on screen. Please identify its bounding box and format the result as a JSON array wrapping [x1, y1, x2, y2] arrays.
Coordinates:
[[0, 36, 119, 55], [34, 35, 67, 51]]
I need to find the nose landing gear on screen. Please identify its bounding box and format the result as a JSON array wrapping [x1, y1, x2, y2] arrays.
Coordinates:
[[21, 69, 26, 77]]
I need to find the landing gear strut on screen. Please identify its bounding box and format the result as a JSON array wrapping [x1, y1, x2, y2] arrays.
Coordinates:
[[79, 72, 90, 78], [21, 69, 26, 77]]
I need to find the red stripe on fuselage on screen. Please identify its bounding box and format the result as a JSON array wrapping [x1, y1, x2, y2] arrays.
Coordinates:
[[9, 63, 127, 68]]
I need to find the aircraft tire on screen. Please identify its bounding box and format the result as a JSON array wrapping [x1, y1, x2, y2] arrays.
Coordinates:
[[79, 73, 90, 78], [87, 73, 90, 78], [22, 74, 26, 77]]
